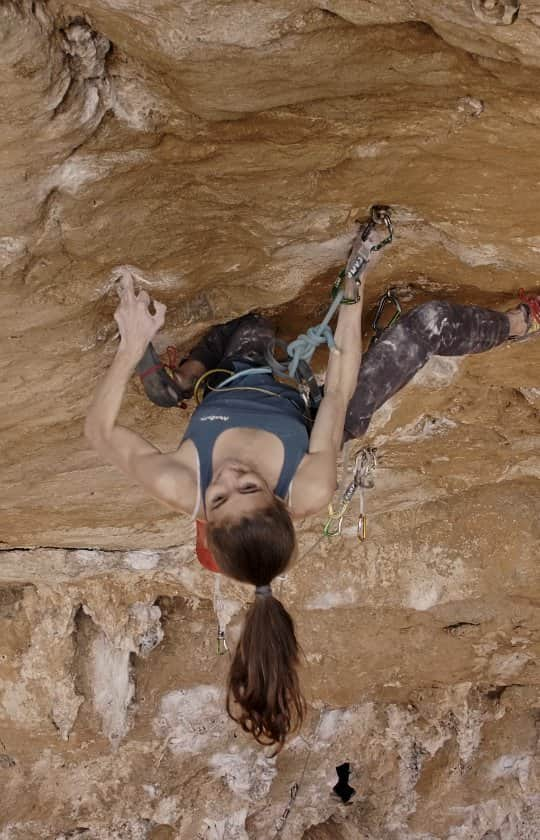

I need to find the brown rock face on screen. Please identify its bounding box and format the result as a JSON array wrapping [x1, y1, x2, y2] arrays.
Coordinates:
[[1, 2, 539, 838]]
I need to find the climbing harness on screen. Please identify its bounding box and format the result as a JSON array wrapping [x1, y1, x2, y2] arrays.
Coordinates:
[[370, 287, 402, 346], [265, 339, 323, 417], [193, 368, 314, 426], [266, 205, 394, 414], [323, 446, 377, 541], [194, 368, 238, 404], [193, 366, 291, 405]]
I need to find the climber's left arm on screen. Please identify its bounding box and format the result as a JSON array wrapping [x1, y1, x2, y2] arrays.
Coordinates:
[[289, 283, 364, 518]]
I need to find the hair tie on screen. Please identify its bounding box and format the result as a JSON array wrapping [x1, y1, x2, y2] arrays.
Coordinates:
[[255, 584, 272, 598]]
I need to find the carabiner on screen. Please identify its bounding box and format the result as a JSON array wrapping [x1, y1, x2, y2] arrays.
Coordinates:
[[352, 447, 377, 489], [331, 268, 362, 306], [323, 501, 348, 537], [369, 205, 393, 251], [357, 513, 367, 542], [217, 627, 228, 656], [371, 289, 401, 345], [324, 514, 344, 537], [332, 206, 394, 306]]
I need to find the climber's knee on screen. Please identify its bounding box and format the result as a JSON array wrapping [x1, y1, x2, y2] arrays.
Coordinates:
[[405, 300, 450, 340], [413, 300, 448, 324]]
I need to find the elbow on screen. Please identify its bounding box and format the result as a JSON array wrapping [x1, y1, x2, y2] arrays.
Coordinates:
[[84, 412, 97, 444], [84, 414, 108, 451], [321, 478, 337, 509], [307, 480, 337, 518]]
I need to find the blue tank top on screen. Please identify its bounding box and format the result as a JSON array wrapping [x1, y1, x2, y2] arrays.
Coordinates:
[[182, 367, 310, 515]]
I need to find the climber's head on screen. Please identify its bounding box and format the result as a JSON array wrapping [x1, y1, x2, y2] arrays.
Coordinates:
[[205, 460, 274, 525], [206, 485, 295, 577], [206, 487, 304, 750]]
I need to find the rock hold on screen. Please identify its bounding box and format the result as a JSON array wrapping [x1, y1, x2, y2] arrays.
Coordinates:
[[60, 18, 111, 81], [471, 0, 520, 26]]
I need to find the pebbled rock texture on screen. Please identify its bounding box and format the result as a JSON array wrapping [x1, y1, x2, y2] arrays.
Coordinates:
[[1, 1, 539, 838]]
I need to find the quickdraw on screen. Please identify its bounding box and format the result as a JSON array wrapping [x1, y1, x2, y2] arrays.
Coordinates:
[[213, 576, 229, 656], [332, 205, 393, 305], [274, 782, 299, 834], [273, 709, 325, 837], [324, 447, 377, 541], [371, 288, 402, 345], [265, 205, 394, 416]]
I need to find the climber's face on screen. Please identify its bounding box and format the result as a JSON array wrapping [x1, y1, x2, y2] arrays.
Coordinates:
[[205, 461, 272, 524]]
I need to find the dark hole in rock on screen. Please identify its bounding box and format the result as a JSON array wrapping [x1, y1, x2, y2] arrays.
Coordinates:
[[332, 761, 356, 803]]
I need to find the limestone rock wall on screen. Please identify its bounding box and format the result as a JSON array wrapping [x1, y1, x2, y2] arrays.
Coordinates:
[[1, 1, 539, 838]]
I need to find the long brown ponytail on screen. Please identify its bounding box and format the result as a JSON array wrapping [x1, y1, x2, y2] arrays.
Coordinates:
[[207, 496, 305, 750]]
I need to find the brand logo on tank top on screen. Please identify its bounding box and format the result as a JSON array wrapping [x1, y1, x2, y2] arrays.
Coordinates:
[[200, 414, 230, 422]]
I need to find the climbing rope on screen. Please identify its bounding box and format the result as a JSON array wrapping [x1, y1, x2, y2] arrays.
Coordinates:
[[324, 446, 377, 541], [266, 205, 393, 388], [191, 206, 394, 416]]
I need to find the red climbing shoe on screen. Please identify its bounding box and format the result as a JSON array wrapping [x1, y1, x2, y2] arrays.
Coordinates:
[[512, 289, 540, 341]]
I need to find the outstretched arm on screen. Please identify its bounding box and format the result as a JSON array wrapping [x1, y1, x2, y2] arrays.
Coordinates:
[[289, 276, 364, 518], [84, 270, 196, 512]]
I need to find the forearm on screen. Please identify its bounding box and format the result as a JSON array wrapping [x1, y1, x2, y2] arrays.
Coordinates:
[[84, 348, 194, 511], [324, 285, 364, 403], [309, 390, 348, 456], [85, 347, 138, 442], [308, 293, 363, 456]]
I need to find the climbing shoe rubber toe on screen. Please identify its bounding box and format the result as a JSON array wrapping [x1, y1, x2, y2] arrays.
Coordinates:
[[135, 343, 188, 407]]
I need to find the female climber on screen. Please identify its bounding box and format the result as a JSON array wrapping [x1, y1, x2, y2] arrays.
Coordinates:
[[85, 256, 539, 750]]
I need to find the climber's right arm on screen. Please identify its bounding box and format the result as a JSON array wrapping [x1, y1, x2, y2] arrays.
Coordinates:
[[84, 270, 197, 513], [85, 344, 197, 513]]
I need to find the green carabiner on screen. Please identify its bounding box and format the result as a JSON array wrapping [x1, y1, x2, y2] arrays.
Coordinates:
[[323, 500, 349, 536], [323, 515, 344, 537]]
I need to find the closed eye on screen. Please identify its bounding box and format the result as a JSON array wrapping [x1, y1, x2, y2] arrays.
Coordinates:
[[211, 487, 260, 510], [211, 495, 228, 511], [210, 484, 262, 510]]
